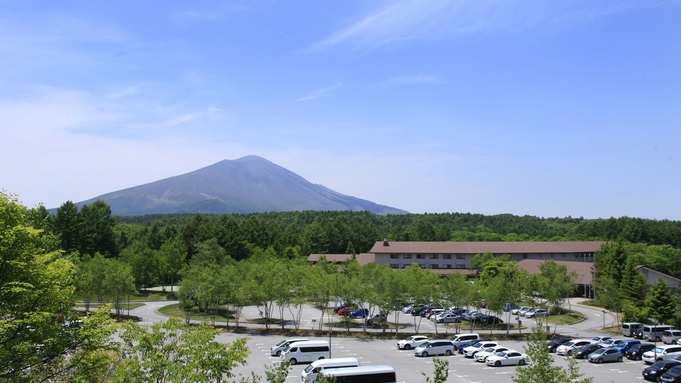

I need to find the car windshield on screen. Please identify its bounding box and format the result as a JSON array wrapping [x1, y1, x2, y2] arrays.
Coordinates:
[[653, 347, 665, 353], [668, 367, 681, 377], [497, 351, 509, 357], [564, 341, 575, 347], [591, 348, 606, 355]]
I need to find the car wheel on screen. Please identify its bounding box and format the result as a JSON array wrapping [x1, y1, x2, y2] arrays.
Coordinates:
[[495, 361, 501, 367], [290, 358, 297, 365], [567, 350, 573, 356], [519, 359, 526, 366], [275, 351, 281, 356], [617, 357, 622, 362], [445, 350, 452, 356], [404, 344, 411, 350], [422, 352, 428, 357], [598, 358, 603, 364]]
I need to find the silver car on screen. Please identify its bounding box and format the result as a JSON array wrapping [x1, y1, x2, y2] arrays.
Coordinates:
[[587, 347, 623, 363], [414, 340, 455, 357]]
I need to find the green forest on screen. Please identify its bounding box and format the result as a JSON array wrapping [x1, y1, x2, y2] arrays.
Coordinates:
[[5, 193, 681, 382]]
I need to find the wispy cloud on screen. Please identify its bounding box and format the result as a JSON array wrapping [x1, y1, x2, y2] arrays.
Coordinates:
[[295, 82, 342, 102], [381, 74, 446, 87], [309, 0, 642, 52]]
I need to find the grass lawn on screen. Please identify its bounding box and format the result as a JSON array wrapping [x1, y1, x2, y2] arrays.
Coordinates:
[[158, 303, 235, 322], [76, 302, 145, 310]]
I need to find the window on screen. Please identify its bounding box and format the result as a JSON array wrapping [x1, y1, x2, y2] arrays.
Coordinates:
[[445, 264, 452, 269], [390, 264, 399, 269], [523, 254, 527, 259], [431, 264, 439, 269], [417, 254, 425, 259], [390, 254, 399, 259], [443, 254, 452, 259], [456, 264, 466, 269], [403, 254, 412, 259], [430, 254, 438, 259], [419, 264, 426, 269], [456, 254, 465, 259]]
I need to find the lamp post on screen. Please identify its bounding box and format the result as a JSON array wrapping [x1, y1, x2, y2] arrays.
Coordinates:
[[602, 310, 606, 330]]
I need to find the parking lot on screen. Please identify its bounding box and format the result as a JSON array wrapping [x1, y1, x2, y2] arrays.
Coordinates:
[[218, 334, 647, 383]]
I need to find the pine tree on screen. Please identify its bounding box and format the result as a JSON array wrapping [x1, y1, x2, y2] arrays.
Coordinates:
[[646, 277, 674, 325]]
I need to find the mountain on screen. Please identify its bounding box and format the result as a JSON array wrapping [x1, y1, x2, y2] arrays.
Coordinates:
[[74, 155, 408, 216]]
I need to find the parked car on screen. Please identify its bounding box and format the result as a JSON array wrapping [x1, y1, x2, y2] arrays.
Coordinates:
[[414, 340, 455, 357], [575, 344, 603, 359], [556, 339, 594, 356], [464, 341, 500, 358], [590, 336, 612, 343], [511, 306, 528, 316], [474, 346, 510, 363], [434, 313, 461, 323], [397, 335, 429, 350], [270, 338, 309, 356], [473, 315, 504, 325], [596, 338, 622, 348], [486, 350, 529, 367], [643, 360, 681, 382], [349, 308, 369, 319], [503, 303, 519, 312], [664, 330, 681, 344], [333, 302, 352, 313], [587, 347, 623, 363], [611, 339, 641, 354], [660, 365, 681, 383], [337, 307, 355, 316], [525, 309, 549, 318], [518, 307, 534, 317], [634, 328, 645, 339], [546, 337, 573, 353], [457, 339, 487, 354], [643, 345, 681, 364], [450, 333, 481, 351], [626, 343, 656, 361], [366, 313, 387, 325]]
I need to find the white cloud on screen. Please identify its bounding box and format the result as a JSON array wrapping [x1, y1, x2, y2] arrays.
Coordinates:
[[294, 82, 342, 102], [309, 0, 642, 52]]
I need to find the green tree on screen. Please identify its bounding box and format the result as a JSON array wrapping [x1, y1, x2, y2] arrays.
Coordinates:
[[78, 200, 118, 257], [114, 318, 251, 383], [421, 357, 449, 383], [158, 236, 186, 292], [646, 277, 674, 325], [512, 326, 592, 383], [51, 200, 81, 254]]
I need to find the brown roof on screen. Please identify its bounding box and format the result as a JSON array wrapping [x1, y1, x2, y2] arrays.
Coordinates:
[[515, 259, 593, 285], [369, 241, 606, 255]]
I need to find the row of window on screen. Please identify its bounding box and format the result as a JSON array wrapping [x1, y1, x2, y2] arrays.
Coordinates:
[[389, 263, 467, 269], [389, 254, 466, 259]]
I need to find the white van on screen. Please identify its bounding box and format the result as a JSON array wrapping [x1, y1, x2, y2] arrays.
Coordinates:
[[643, 325, 674, 342], [449, 333, 480, 350], [270, 338, 309, 356], [622, 322, 642, 337], [663, 329, 681, 344], [301, 357, 359, 382], [318, 365, 396, 383], [281, 340, 330, 365]]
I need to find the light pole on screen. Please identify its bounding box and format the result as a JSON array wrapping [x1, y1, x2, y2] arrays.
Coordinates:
[[602, 310, 606, 329]]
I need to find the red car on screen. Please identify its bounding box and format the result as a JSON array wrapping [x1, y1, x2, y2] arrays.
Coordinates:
[[337, 307, 355, 316]]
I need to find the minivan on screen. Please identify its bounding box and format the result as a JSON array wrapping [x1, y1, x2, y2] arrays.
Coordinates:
[[300, 357, 359, 382], [450, 333, 480, 350], [319, 365, 396, 383], [622, 322, 643, 337], [271, 338, 309, 356], [644, 325, 674, 342], [414, 340, 455, 357], [663, 330, 681, 344], [281, 340, 331, 365]]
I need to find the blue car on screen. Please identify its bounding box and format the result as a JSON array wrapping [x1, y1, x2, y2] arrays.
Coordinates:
[[612, 339, 641, 354], [349, 308, 369, 318]]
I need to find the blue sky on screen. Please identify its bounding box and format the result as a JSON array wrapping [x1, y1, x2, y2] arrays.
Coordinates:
[[1, 0, 680, 219]]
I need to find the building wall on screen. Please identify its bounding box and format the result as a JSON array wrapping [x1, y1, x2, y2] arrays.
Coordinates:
[[375, 251, 594, 270]]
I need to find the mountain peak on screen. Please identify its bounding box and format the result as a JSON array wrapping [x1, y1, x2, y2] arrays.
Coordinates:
[[73, 156, 408, 216]]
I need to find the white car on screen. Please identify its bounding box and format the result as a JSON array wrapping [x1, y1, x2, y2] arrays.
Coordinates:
[[597, 338, 622, 348], [511, 306, 528, 315], [486, 350, 529, 367], [397, 335, 429, 350], [556, 339, 593, 356], [590, 336, 612, 343], [434, 313, 461, 323], [642, 345, 681, 364], [474, 346, 510, 362], [464, 341, 500, 358]]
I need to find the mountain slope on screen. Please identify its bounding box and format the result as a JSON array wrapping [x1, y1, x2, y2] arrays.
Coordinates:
[[75, 155, 408, 216]]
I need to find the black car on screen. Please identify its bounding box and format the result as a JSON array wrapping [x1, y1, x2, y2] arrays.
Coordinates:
[[545, 337, 573, 353], [643, 360, 681, 382], [627, 343, 656, 361], [575, 344, 603, 359], [660, 366, 681, 383], [634, 328, 645, 340], [473, 315, 503, 325]]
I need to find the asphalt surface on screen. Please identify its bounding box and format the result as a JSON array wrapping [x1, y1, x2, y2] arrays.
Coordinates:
[[121, 298, 648, 383]]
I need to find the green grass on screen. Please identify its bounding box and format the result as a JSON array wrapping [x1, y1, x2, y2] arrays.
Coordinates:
[[76, 302, 145, 310], [158, 303, 235, 321]]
